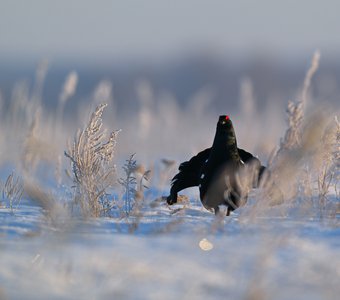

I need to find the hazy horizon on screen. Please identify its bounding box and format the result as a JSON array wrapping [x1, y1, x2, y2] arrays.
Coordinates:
[[1, 0, 340, 64]]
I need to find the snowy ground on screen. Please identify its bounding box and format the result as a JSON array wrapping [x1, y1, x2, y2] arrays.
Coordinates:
[[0, 192, 339, 300]]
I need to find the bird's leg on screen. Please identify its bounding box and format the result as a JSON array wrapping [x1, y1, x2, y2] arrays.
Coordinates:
[[166, 191, 178, 205], [214, 205, 229, 217]]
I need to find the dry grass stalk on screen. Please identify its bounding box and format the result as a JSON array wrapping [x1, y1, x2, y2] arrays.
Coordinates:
[[118, 156, 152, 232], [24, 178, 70, 229], [1, 172, 24, 212], [277, 51, 320, 154], [57, 71, 78, 124], [22, 109, 58, 172], [134, 167, 152, 211], [31, 59, 49, 106], [119, 154, 138, 216], [22, 109, 42, 171], [301, 50, 320, 108], [59, 71, 78, 106], [65, 103, 120, 218]]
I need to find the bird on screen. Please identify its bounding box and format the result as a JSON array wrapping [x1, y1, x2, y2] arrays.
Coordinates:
[[167, 115, 266, 216]]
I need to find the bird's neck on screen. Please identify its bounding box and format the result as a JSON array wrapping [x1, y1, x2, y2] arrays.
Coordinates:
[[211, 131, 240, 160]]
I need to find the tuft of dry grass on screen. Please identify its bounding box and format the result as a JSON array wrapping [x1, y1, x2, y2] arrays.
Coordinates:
[[65, 103, 120, 218], [315, 116, 340, 216], [268, 51, 323, 202], [240, 51, 339, 221]]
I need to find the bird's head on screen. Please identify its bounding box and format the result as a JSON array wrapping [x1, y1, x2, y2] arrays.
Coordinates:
[[216, 115, 237, 147], [218, 115, 231, 126]]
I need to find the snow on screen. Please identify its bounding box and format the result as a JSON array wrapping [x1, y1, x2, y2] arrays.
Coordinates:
[[0, 193, 339, 300]]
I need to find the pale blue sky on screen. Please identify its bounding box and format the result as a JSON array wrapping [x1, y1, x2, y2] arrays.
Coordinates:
[[1, 0, 340, 62]]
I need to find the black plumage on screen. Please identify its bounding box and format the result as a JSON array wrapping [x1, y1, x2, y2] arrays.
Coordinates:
[[167, 115, 266, 215]]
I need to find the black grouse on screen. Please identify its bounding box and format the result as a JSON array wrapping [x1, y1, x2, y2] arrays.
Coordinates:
[[167, 115, 266, 216]]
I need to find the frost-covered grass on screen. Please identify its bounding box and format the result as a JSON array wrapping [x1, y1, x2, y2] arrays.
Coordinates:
[[0, 52, 339, 299]]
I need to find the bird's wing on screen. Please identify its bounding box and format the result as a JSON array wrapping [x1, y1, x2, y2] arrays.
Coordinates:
[[237, 148, 258, 163], [238, 148, 266, 185], [167, 148, 211, 204], [238, 148, 284, 204]]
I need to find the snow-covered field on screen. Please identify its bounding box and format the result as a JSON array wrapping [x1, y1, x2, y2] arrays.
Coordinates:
[[0, 190, 339, 300]]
